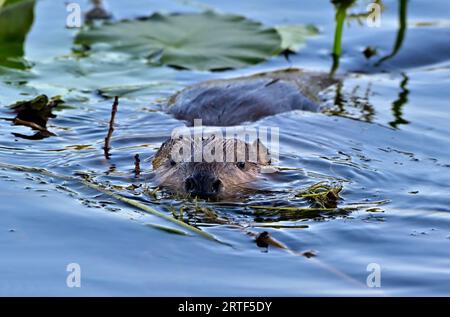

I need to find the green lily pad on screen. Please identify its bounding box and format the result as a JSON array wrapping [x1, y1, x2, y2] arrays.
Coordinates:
[[0, 0, 35, 69], [98, 81, 180, 99], [275, 24, 319, 52], [75, 11, 282, 71]]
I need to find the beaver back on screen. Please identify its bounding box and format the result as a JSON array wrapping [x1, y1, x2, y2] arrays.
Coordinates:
[[167, 69, 337, 126]]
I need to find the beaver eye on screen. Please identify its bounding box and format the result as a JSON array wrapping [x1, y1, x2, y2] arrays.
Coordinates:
[[236, 162, 245, 169], [169, 159, 176, 167]]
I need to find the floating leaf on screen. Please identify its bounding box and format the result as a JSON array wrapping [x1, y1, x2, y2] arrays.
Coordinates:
[[0, 0, 35, 69], [98, 81, 179, 99], [275, 24, 319, 52], [75, 11, 282, 71]]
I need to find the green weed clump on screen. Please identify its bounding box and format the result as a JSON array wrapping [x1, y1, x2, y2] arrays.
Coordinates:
[[296, 181, 343, 209]]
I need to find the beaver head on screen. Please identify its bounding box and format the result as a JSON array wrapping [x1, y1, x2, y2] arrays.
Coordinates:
[[152, 135, 270, 200]]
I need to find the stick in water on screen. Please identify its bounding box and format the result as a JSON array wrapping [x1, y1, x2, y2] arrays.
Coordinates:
[[103, 96, 119, 159], [134, 154, 141, 178]]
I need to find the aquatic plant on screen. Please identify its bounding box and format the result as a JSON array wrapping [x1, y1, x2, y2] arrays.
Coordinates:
[[330, 0, 356, 74], [376, 0, 408, 65], [75, 11, 283, 71], [75, 11, 318, 71], [0, 0, 35, 69], [8, 94, 65, 139]]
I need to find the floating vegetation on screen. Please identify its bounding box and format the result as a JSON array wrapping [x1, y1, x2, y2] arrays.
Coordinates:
[[247, 182, 388, 222], [0, 0, 35, 70], [75, 11, 283, 71], [7, 94, 65, 140], [296, 181, 343, 209], [144, 223, 189, 236], [145, 186, 160, 200], [75, 11, 318, 71], [150, 181, 387, 230], [275, 24, 319, 54], [249, 205, 351, 222], [167, 201, 229, 225]]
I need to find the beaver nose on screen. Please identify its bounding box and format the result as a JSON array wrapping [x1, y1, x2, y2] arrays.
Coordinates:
[[185, 173, 222, 198]]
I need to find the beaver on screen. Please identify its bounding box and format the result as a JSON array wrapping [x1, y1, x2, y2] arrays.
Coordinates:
[[153, 69, 336, 199], [152, 134, 271, 200]]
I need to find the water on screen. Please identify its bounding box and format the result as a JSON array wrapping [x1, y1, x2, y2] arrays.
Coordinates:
[[0, 0, 449, 295]]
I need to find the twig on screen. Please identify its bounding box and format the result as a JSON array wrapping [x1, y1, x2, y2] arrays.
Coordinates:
[[103, 96, 119, 159], [13, 118, 55, 136], [134, 154, 141, 178]]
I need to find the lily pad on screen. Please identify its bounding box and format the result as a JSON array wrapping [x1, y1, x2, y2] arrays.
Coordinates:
[[275, 24, 319, 52], [75, 11, 283, 71], [0, 0, 35, 69]]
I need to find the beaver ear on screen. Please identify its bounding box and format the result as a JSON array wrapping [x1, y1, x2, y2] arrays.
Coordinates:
[[152, 138, 178, 169], [252, 138, 271, 165], [159, 138, 177, 152]]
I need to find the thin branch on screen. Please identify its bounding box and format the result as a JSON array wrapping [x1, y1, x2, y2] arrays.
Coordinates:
[[134, 154, 141, 178], [13, 118, 56, 137], [103, 96, 119, 159]]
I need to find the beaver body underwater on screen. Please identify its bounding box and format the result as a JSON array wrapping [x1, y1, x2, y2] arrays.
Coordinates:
[[153, 69, 336, 199], [167, 69, 336, 126]]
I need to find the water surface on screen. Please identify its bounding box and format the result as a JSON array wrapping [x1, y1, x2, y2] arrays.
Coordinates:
[[0, 0, 449, 295]]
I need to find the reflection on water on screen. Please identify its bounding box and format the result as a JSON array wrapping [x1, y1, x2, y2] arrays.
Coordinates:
[[324, 80, 376, 122], [389, 73, 409, 128], [325, 0, 413, 128], [330, 0, 408, 73]]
